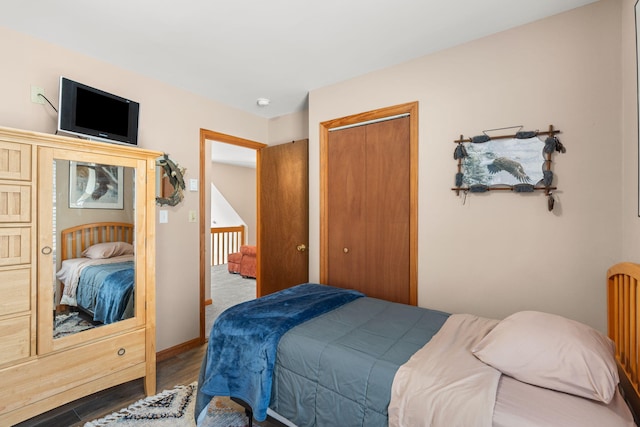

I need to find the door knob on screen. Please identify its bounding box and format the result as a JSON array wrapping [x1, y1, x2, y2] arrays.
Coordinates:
[[343, 247, 349, 254], [297, 244, 307, 252]]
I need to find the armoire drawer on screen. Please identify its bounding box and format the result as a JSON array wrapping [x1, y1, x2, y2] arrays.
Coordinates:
[[0, 267, 30, 316], [0, 315, 30, 366], [0, 227, 30, 266], [0, 184, 31, 223], [0, 329, 145, 415], [0, 141, 31, 181]]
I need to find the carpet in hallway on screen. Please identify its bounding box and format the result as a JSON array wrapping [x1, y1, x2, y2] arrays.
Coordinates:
[[205, 264, 256, 336]]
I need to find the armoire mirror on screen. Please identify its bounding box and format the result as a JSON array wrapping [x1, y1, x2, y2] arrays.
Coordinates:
[[38, 148, 146, 352], [49, 158, 137, 340]]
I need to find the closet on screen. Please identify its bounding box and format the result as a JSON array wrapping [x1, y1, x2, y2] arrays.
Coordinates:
[[321, 103, 418, 305], [0, 126, 159, 425]]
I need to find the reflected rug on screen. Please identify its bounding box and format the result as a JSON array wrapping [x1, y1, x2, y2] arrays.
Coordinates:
[[53, 312, 96, 339], [84, 382, 267, 427]]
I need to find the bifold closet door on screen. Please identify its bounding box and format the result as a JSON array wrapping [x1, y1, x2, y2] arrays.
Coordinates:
[[326, 116, 411, 304], [327, 126, 367, 290]]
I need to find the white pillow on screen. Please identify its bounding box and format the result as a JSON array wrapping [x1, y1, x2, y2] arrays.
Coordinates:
[[82, 241, 134, 259], [472, 310, 618, 403]]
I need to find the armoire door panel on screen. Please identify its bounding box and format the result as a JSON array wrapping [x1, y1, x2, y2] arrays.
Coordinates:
[[327, 126, 367, 289], [0, 267, 31, 315], [0, 315, 30, 366]]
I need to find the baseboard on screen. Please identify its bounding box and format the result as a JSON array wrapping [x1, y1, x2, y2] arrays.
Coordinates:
[[156, 337, 202, 362], [205, 298, 212, 306]]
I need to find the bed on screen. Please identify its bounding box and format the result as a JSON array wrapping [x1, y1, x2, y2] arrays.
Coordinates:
[[55, 222, 136, 324], [195, 264, 640, 426]]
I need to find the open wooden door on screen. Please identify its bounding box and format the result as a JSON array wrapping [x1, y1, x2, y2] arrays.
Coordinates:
[[258, 139, 309, 297]]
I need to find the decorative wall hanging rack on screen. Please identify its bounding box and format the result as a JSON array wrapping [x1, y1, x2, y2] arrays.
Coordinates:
[[452, 125, 565, 211], [156, 153, 186, 207]]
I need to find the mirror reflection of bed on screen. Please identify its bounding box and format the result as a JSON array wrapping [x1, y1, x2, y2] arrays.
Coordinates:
[[50, 159, 137, 340], [54, 222, 136, 339]]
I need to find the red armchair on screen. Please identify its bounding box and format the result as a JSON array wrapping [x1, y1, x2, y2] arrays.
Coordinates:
[[227, 251, 242, 274], [227, 245, 256, 279], [239, 245, 256, 278]]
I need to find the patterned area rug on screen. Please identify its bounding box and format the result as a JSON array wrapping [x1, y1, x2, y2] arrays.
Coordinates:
[[84, 382, 269, 427], [53, 312, 96, 338]]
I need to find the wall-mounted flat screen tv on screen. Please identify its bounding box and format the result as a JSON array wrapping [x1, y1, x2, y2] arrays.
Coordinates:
[[58, 77, 139, 146]]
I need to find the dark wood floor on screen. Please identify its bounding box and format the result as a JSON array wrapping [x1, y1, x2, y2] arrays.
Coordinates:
[[14, 344, 207, 427]]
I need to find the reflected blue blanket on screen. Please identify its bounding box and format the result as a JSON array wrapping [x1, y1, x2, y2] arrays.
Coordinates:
[[196, 283, 364, 421], [76, 261, 134, 324]]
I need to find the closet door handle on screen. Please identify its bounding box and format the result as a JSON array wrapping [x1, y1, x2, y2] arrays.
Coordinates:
[[296, 244, 307, 252], [343, 247, 349, 254], [41, 246, 52, 255]]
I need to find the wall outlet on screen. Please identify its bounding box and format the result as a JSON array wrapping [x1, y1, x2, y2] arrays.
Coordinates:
[[188, 210, 197, 222], [31, 85, 45, 104]]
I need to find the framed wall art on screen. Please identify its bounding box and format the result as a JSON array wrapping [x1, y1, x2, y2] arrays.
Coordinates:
[[452, 125, 565, 211], [69, 161, 124, 209]]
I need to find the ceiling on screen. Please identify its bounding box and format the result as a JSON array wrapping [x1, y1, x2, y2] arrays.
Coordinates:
[[1, 0, 596, 119], [211, 142, 256, 169]]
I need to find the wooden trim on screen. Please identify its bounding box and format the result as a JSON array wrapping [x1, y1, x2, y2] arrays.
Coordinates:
[[607, 262, 640, 422], [60, 222, 134, 261], [408, 102, 419, 306], [155, 337, 202, 362], [199, 129, 266, 344], [144, 156, 157, 395], [319, 102, 419, 305], [199, 130, 207, 345], [210, 225, 245, 265], [204, 298, 212, 306]]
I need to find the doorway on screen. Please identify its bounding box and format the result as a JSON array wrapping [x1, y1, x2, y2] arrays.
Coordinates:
[[199, 129, 265, 343]]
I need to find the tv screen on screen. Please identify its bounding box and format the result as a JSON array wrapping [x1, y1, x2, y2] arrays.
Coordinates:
[[58, 77, 139, 146]]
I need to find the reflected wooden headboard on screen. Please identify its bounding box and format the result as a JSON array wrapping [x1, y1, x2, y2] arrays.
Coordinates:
[[607, 262, 640, 422], [60, 222, 134, 261]]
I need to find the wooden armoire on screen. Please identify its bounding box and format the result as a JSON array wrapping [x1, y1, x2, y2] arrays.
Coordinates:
[[320, 102, 418, 305], [0, 126, 159, 425]]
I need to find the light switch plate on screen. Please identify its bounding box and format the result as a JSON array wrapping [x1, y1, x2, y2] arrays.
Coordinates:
[[159, 210, 168, 223], [189, 179, 198, 191]]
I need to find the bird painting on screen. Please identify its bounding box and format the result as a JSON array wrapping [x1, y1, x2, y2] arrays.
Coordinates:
[[90, 166, 119, 200], [486, 156, 531, 183], [72, 163, 120, 207]]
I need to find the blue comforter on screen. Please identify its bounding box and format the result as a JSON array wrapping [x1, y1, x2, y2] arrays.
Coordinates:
[[196, 283, 364, 421], [76, 261, 134, 324]]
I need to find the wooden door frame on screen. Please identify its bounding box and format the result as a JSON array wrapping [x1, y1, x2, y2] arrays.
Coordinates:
[[199, 129, 266, 344], [319, 101, 419, 305]]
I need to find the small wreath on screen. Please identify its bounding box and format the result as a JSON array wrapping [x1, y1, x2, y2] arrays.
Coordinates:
[[156, 154, 186, 207]]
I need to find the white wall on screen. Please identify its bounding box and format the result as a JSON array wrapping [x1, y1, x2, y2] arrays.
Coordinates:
[[621, 0, 640, 261], [0, 26, 272, 351], [211, 162, 257, 245], [0, 0, 631, 348], [308, 0, 622, 332]]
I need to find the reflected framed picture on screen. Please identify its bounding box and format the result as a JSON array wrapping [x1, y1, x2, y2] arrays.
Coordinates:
[[69, 161, 124, 209]]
